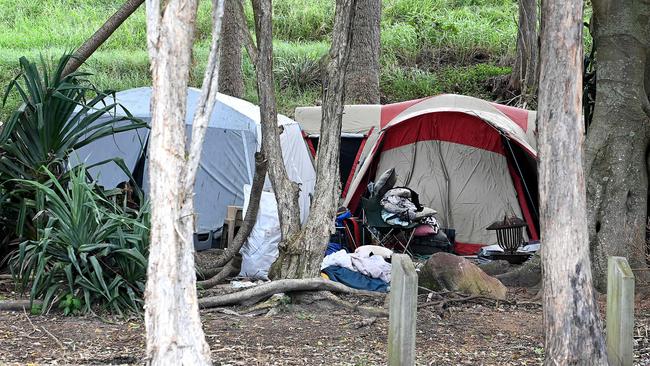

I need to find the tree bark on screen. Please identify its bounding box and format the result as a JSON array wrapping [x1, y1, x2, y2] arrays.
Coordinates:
[[585, 0, 650, 291], [250, 0, 303, 260], [218, 0, 245, 98], [538, 0, 607, 364], [63, 0, 145, 76], [345, 0, 380, 104], [509, 0, 538, 103], [269, 0, 357, 279], [144, 0, 224, 364]]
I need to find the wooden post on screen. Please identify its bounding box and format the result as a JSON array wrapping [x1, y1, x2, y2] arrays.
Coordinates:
[[388, 254, 417, 366], [606, 256, 635, 366]]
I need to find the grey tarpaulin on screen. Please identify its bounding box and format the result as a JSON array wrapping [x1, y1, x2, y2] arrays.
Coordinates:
[[70, 87, 316, 235]]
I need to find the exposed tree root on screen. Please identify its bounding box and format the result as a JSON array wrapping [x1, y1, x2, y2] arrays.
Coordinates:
[[198, 278, 384, 308], [0, 300, 42, 311], [292, 291, 388, 318], [197, 258, 239, 289]]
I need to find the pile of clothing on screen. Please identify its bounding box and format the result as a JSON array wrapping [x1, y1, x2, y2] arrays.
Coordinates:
[[380, 187, 438, 229], [380, 187, 451, 257], [320, 245, 392, 292]]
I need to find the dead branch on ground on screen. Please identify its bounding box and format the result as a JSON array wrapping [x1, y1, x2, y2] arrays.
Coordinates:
[[0, 300, 43, 312]]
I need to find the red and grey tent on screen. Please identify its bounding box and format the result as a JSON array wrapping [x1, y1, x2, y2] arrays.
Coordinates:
[[296, 94, 539, 255]]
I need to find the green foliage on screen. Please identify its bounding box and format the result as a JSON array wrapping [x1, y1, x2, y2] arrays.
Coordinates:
[[275, 55, 321, 91], [9, 167, 150, 316], [380, 64, 510, 103], [0, 0, 525, 121], [30, 303, 43, 315], [0, 53, 146, 246], [1, 53, 145, 180], [59, 293, 83, 316]]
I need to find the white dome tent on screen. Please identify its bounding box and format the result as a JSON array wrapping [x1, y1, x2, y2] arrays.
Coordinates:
[[71, 87, 316, 249]]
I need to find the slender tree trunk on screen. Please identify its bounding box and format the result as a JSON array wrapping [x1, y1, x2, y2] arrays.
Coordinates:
[[218, 0, 244, 97], [538, 0, 607, 364], [584, 0, 650, 291], [63, 0, 144, 76], [250, 0, 303, 253], [345, 0, 380, 104], [144, 0, 224, 364], [270, 0, 357, 279], [509, 0, 538, 102]]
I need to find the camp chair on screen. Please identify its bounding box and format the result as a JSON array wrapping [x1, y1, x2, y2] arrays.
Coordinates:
[[360, 196, 417, 254]]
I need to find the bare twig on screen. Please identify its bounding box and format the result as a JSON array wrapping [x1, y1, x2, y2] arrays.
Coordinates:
[[41, 326, 65, 349], [22, 307, 39, 337]]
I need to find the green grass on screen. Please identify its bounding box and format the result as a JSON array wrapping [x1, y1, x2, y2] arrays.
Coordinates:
[[0, 0, 526, 122]]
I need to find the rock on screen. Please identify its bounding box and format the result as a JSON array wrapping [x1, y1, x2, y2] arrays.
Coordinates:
[[496, 253, 541, 287], [418, 252, 507, 300], [478, 260, 512, 276]]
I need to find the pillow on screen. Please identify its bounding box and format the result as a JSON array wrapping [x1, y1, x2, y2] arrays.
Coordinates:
[[373, 168, 396, 198]]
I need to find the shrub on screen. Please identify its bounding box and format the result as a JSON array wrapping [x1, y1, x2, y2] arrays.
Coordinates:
[[275, 55, 322, 91], [9, 167, 150, 316], [0, 53, 146, 247]]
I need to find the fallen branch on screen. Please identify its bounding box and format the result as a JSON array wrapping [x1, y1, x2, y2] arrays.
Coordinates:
[[0, 300, 42, 311], [418, 294, 480, 310], [199, 278, 384, 308]]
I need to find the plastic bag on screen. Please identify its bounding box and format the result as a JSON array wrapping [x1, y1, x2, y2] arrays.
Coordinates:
[[238, 185, 281, 280]]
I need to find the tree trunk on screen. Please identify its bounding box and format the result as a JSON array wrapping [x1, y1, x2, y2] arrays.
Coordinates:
[[345, 0, 380, 104], [218, 0, 244, 98], [509, 0, 538, 102], [63, 0, 144, 76], [144, 0, 224, 364], [585, 0, 650, 291], [250, 0, 303, 255], [270, 0, 357, 279], [537, 0, 607, 364]]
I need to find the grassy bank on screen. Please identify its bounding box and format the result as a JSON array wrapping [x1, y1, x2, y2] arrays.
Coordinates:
[[0, 0, 520, 120]]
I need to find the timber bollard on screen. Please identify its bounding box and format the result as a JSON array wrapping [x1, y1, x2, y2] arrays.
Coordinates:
[[606, 256, 635, 366], [388, 254, 417, 366]]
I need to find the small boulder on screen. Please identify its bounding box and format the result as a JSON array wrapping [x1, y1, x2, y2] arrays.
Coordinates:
[[419, 253, 507, 299]]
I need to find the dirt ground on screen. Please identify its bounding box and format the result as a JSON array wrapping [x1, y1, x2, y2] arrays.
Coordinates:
[[1, 281, 650, 366]]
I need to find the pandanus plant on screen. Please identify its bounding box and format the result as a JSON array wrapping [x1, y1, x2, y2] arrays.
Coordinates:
[[0, 53, 146, 246]]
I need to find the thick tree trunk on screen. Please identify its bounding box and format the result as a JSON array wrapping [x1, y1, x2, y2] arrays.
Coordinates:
[[270, 0, 357, 279], [584, 0, 650, 291], [63, 0, 144, 76], [144, 0, 224, 364], [218, 0, 244, 97], [250, 0, 303, 254], [345, 0, 380, 104], [509, 0, 538, 102], [538, 0, 607, 364]]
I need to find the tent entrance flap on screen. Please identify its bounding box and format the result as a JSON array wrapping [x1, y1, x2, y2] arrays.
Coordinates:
[[346, 111, 537, 254]]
